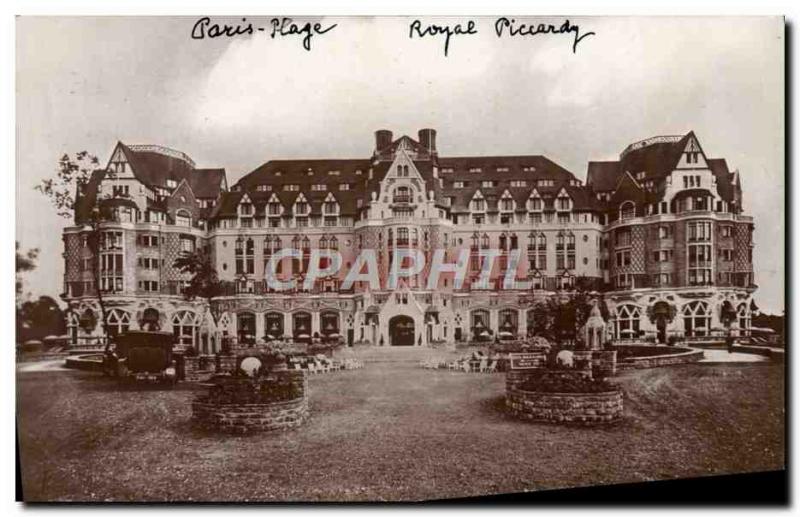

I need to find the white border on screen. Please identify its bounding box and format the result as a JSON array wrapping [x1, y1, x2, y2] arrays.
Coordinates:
[[4, 1, 796, 515]]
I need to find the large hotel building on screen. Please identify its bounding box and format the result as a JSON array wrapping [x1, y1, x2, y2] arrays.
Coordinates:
[[62, 129, 756, 352]]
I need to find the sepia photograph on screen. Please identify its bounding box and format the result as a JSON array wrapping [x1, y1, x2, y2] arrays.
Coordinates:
[[14, 14, 786, 503]]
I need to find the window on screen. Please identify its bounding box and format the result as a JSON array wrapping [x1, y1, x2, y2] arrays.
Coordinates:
[[180, 236, 195, 254], [653, 250, 673, 263], [615, 273, 633, 289], [537, 179, 554, 187], [339, 183, 351, 191], [235, 237, 255, 275], [311, 184, 327, 191], [688, 244, 713, 285], [481, 180, 497, 188], [283, 184, 300, 191], [683, 301, 711, 336], [137, 257, 159, 270], [615, 250, 631, 267], [615, 305, 641, 339], [138, 280, 159, 292], [166, 179, 177, 189], [239, 203, 253, 216], [172, 310, 199, 347], [471, 198, 485, 211], [468, 167, 482, 173], [658, 225, 672, 239], [528, 233, 547, 270], [528, 198, 542, 211], [619, 201, 635, 220], [557, 196, 571, 210], [105, 309, 131, 338], [510, 180, 527, 187], [175, 210, 191, 227], [616, 228, 631, 247], [294, 201, 309, 215], [721, 249, 733, 261], [720, 225, 732, 238], [652, 273, 672, 286], [688, 221, 712, 242], [453, 181, 465, 189]]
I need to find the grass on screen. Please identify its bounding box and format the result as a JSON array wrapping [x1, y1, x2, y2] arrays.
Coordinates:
[[16, 360, 784, 502]]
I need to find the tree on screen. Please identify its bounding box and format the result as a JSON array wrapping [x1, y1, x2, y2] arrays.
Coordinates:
[[173, 249, 221, 322], [36, 151, 115, 351], [17, 296, 66, 343], [16, 241, 39, 299], [529, 283, 600, 345]]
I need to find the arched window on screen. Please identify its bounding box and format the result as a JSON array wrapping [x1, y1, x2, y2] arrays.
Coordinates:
[[175, 209, 192, 227], [683, 301, 711, 337], [615, 304, 641, 339], [471, 309, 490, 338], [619, 201, 635, 221], [498, 309, 518, 336], [737, 303, 751, 333], [172, 310, 200, 347], [293, 312, 312, 341], [264, 312, 284, 340], [481, 233, 490, 249], [321, 311, 340, 337], [106, 309, 131, 338], [142, 308, 161, 331], [236, 312, 256, 345]]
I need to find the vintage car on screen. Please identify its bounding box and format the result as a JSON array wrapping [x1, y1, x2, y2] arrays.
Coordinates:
[[104, 331, 177, 385]]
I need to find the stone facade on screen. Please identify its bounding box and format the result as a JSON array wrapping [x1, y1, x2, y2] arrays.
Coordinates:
[[61, 130, 756, 351]]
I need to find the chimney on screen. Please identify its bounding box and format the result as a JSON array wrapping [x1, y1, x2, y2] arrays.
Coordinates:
[[375, 130, 393, 152], [418, 128, 437, 155]]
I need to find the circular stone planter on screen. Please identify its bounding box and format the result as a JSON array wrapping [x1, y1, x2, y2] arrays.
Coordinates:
[[506, 387, 623, 425], [614, 345, 703, 370], [192, 396, 309, 434]]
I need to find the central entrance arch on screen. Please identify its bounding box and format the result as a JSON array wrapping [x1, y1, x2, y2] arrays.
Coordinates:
[[389, 315, 415, 346]]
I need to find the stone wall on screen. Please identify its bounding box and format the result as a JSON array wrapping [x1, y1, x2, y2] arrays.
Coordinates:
[[506, 387, 623, 425], [191, 370, 309, 434], [183, 356, 215, 383]]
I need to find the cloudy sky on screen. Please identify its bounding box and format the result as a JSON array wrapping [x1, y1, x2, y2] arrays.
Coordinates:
[[16, 16, 784, 312]]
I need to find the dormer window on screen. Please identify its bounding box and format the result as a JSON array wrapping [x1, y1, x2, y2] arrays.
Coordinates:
[[453, 181, 465, 189], [472, 198, 485, 211], [311, 184, 327, 191], [284, 184, 300, 192], [619, 201, 635, 220], [468, 167, 482, 173], [481, 180, 497, 188], [166, 179, 177, 189], [556, 193, 571, 211], [328, 170, 340, 176], [295, 201, 309, 215], [537, 179, 554, 187], [239, 203, 253, 216]]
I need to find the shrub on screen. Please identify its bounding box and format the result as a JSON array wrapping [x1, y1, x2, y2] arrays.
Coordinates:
[[518, 371, 616, 394]]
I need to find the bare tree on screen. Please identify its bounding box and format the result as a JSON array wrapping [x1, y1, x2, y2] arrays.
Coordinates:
[[36, 151, 115, 351]]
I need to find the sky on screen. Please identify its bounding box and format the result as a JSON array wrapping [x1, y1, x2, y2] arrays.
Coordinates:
[[15, 16, 785, 313]]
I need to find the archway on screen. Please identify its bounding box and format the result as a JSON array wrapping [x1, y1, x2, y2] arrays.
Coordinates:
[[389, 315, 415, 346]]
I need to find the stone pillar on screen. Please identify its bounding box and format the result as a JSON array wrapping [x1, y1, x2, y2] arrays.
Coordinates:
[[519, 309, 527, 337], [283, 312, 292, 339], [255, 312, 265, 342], [489, 309, 498, 335], [312, 311, 320, 338]]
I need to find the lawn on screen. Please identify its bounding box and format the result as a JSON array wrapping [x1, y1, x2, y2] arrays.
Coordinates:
[[16, 360, 784, 502]]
